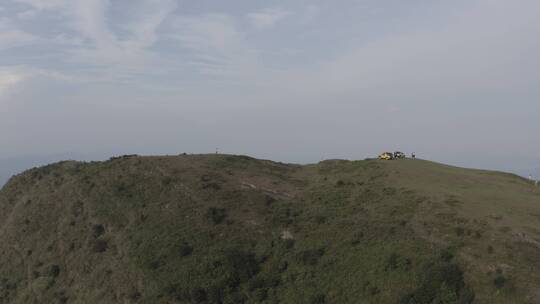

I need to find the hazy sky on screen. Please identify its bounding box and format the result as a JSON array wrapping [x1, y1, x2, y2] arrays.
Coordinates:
[[1, 0, 539, 175]]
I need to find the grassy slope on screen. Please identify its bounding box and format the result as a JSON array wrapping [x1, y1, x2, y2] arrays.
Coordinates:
[[382, 159, 540, 302], [0, 155, 539, 304]]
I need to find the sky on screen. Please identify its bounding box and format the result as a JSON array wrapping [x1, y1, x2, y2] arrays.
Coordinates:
[[0, 0, 539, 178]]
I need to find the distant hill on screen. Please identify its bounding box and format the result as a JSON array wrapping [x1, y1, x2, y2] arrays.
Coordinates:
[[0, 157, 36, 187], [0, 155, 73, 187], [0, 154, 107, 187], [0, 154, 539, 303]]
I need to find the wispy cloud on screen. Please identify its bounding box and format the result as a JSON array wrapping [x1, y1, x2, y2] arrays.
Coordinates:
[[171, 14, 241, 53], [0, 66, 71, 99], [247, 8, 290, 30], [16, 9, 38, 20], [0, 67, 26, 96], [168, 13, 258, 77], [12, 0, 177, 76], [67, 0, 177, 69], [14, 0, 66, 10], [0, 18, 37, 50]]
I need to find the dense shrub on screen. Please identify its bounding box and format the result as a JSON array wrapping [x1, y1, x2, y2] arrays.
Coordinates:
[[129, 291, 142, 302], [298, 248, 325, 266], [190, 288, 207, 303], [460, 287, 476, 303], [221, 249, 259, 286], [92, 224, 105, 238], [206, 207, 227, 225], [148, 260, 163, 270], [92, 240, 108, 253], [272, 207, 296, 225], [383, 187, 397, 195], [179, 241, 193, 257], [206, 285, 224, 303], [246, 276, 272, 301], [493, 275, 507, 289], [440, 249, 455, 262], [279, 238, 295, 250], [351, 232, 364, 246], [49, 265, 61, 278], [253, 288, 268, 301], [384, 253, 412, 272], [400, 261, 473, 304], [53, 290, 68, 304], [386, 253, 400, 271], [0, 278, 18, 303], [202, 182, 221, 191], [310, 293, 326, 303], [179, 249, 262, 303], [161, 176, 174, 186], [264, 195, 276, 206], [314, 215, 327, 224], [369, 287, 380, 296]]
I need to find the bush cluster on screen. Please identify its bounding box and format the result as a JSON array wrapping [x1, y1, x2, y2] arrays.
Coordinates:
[[400, 260, 474, 304], [298, 248, 325, 266], [92, 240, 109, 253], [206, 207, 227, 225], [166, 248, 271, 304]]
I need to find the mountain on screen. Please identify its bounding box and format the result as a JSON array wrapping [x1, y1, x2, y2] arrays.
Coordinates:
[[0, 157, 40, 187], [0, 154, 539, 304], [0, 154, 99, 187]]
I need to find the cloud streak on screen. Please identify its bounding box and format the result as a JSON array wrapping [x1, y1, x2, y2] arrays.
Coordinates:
[[247, 8, 290, 30], [10, 0, 177, 77], [0, 67, 26, 96], [0, 18, 37, 50]]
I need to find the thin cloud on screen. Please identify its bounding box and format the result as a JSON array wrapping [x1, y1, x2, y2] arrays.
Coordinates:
[[0, 68, 26, 96], [16, 9, 38, 19], [14, 0, 66, 10], [10, 0, 178, 82], [170, 14, 242, 52], [247, 8, 290, 30], [0, 66, 72, 99], [0, 19, 37, 49], [168, 13, 257, 77]]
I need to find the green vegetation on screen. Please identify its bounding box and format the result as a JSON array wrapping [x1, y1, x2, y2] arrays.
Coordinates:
[[206, 207, 228, 225], [0, 154, 539, 303]]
